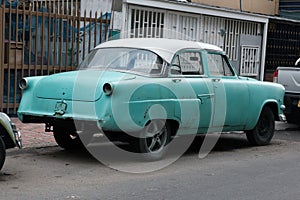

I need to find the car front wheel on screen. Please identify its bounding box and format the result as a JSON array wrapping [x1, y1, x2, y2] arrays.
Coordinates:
[[246, 106, 275, 146], [0, 137, 6, 170]]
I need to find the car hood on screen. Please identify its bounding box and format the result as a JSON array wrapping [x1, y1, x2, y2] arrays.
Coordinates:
[[35, 70, 133, 102]]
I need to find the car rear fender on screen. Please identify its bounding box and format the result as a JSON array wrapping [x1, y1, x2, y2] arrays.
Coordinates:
[[129, 99, 182, 128]]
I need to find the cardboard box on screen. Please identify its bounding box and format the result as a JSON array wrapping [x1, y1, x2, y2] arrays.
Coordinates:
[[4, 41, 24, 66]]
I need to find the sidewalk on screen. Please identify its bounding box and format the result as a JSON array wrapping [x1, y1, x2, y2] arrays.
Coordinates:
[[11, 118, 297, 149], [11, 118, 56, 148]]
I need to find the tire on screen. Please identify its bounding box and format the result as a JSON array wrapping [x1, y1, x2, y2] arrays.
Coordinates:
[[53, 127, 83, 150], [137, 120, 171, 161], [246, 106, 275, 146], [0, 137, 6, 171]]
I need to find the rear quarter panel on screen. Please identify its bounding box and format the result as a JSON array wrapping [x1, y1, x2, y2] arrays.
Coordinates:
[[104, 77, 201, 133]]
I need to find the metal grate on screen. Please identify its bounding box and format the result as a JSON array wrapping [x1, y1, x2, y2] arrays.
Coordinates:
[[224, 20, 261, 61], [166, 12, 225, 47], [200, 15, 225, 50], [127, 5, 262, 77], [240, 45, 260, 76], [128, 6, 165, 38], [177, 14, 197, 41], [128, 6, 261, 61]]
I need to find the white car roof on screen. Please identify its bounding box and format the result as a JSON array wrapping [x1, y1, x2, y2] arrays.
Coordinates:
[[95, 38, 224, 63]]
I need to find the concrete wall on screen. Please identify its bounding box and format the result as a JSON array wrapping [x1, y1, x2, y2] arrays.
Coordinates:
[[191, 0, 279, 15]]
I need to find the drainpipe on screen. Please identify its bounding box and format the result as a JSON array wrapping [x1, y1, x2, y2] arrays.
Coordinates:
[[260, 20, 269, 81], [240, 0, 242, 12]]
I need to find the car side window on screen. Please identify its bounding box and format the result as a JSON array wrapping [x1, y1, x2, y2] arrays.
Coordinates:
[[207, 53, 234, 76], [171, 51, 203, 75]]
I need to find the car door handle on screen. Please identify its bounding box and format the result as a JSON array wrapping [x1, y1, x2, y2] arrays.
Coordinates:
[[198, 94, 214, 99], [212, 78, 221, 82], [172, 78, 182, 83], [197, 94, 214, 104]]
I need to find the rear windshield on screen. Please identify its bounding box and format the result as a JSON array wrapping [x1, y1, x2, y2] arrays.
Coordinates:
[[78, 48, 164, 75]]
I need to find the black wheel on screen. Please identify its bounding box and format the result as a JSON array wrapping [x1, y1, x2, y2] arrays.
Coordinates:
[[0, 137, 6, 170], [138, 120, 171, 161], [246, 106, 275, 146], [53, 127, 83, 150]]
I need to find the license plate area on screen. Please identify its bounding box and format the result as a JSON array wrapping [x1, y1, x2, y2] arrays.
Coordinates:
[[55, 101, 67, 115]]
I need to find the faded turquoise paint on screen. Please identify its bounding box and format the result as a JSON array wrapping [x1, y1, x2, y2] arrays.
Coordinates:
[[17, 42, 286, 135]]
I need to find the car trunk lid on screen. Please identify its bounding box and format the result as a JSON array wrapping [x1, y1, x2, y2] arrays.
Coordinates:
[[35, 70, 129, 102]]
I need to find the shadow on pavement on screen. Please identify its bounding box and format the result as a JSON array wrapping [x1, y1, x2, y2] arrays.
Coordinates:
[[14, 133, 253, 162], [7, 128, 295, 170]]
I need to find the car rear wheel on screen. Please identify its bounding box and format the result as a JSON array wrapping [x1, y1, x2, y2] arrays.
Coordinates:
[[53, 127, 83, 150], [246, 106, 275, 146], [138, 120, 171, 161], [0, 137, 6, 170]]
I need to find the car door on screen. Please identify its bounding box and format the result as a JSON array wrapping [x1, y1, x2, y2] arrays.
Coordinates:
[[169, 50, 214, 132], [204, 51, 250, 129]]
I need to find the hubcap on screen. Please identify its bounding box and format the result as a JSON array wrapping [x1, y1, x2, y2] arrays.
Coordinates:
[[144, 121, 167, 153]]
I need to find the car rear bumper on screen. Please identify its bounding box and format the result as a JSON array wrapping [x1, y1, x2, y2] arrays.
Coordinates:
[[279, 114, 286, 122]]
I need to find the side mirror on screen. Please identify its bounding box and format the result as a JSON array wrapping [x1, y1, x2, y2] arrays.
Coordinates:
[[295, 58, 300, 67]]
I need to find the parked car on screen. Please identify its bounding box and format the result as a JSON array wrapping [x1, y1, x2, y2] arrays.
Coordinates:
[[0, 112, 22, 170], [18, 38, 285, 160], [273, 58, 300, 124]]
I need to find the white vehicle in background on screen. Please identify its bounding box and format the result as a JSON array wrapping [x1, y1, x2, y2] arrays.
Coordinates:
[[273, 58, 300, 124], [0, 113, 22, 170]]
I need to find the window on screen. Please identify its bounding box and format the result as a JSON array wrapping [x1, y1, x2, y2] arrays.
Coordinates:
[[171, 51, 203, 75], [207, 53, 234, 76], [79, 48, 164, 75]]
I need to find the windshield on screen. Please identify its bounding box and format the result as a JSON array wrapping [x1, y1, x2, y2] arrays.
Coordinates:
[[79, 48, 164, 75]]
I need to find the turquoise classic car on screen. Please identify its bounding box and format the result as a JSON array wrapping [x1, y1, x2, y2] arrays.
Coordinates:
[[18, 38, 285, 160], [0, 112, 22, 170]]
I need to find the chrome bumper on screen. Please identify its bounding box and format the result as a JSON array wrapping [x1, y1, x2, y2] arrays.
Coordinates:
[[279, 114, 286, 122], [279, 104, 286, 122], [10, 122, 22, 149]]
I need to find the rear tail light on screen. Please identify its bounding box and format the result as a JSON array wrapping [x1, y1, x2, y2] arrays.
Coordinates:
[[19, 78, 28, 90], [273, 69, 278, 83]]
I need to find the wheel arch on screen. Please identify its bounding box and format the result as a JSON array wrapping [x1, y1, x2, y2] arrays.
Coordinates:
[[167, 119, 180, 137], [263, 101, 279, 121], [144, 118, 180, 138], [0, 125, 15, 149], [258, 100, 279, 123], [247, 100, 279, 131]]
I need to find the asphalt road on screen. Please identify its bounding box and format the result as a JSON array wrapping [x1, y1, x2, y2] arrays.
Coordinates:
[[1, 122, 300, 200]]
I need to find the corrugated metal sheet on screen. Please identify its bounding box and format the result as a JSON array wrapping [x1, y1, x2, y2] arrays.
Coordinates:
[[280, 0, 300, 11], [279, 0, 300, 20]]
